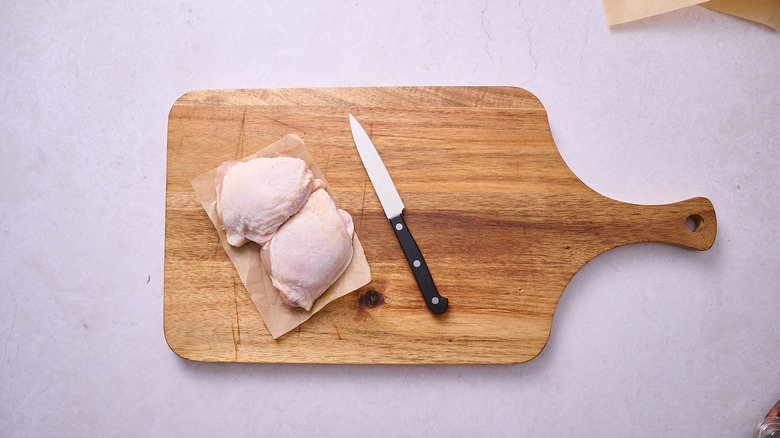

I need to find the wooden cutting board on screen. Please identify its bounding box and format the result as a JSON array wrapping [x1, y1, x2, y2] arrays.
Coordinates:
[[164, 86, 716, 364]]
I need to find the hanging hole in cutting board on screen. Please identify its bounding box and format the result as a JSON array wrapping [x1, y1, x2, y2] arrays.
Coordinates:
[[686, 214, 704, 232]]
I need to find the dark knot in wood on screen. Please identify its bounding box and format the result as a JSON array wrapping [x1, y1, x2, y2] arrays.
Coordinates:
[[358, 289, 384, 309]]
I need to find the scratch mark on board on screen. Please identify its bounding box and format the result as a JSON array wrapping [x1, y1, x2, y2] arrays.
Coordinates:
[[263, 114, 307, 136], [358, 173, 368, 234], [213, 236, 222, 260], [176, 136, 185, 157], [231, 273, 241, 361], [234, 106, 247, 160]]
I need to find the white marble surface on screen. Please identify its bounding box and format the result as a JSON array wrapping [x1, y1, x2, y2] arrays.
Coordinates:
[[1, 1, 778, 436]]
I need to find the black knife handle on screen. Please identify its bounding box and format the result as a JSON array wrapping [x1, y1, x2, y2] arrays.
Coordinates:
[[389, 215, 448, 314]]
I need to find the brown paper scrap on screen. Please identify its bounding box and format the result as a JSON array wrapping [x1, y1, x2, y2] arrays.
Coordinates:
[[190, 134, 371, 339], [702, 0, 780, 30], [603, 0, 780, 30], [603, 0, 704, 26]]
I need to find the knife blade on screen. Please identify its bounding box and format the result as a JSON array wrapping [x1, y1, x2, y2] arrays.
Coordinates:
[[349, 113, 448, 314]]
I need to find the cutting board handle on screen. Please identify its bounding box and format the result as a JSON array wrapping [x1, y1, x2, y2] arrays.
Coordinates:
[[607, 196, 717, 251]]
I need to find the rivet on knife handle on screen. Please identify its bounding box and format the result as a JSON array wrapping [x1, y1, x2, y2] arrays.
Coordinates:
[[348, 113, 449, 314], [389, 215, 448, 314]]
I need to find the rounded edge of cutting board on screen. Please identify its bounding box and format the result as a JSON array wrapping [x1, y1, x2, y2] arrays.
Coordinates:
[[167, 86, 548, 110], [162, 313, 197, 362]]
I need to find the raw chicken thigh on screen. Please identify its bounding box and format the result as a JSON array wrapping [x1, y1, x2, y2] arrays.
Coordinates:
[[215, 157, 321, 247], [261, 189, 355, 311]]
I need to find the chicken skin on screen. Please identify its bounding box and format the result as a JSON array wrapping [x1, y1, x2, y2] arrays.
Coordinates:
[[261, 189, 355, 311], [215, 157, 321, 247]]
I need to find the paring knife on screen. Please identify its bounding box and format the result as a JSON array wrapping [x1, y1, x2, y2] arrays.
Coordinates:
[[349, 113, 448, 314]]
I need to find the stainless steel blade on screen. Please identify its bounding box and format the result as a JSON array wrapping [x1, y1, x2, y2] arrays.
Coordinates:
[[349, 113, 405, 219]]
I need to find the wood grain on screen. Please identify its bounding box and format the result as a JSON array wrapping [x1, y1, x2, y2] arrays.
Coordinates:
[[164, 86, 717, 364]]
